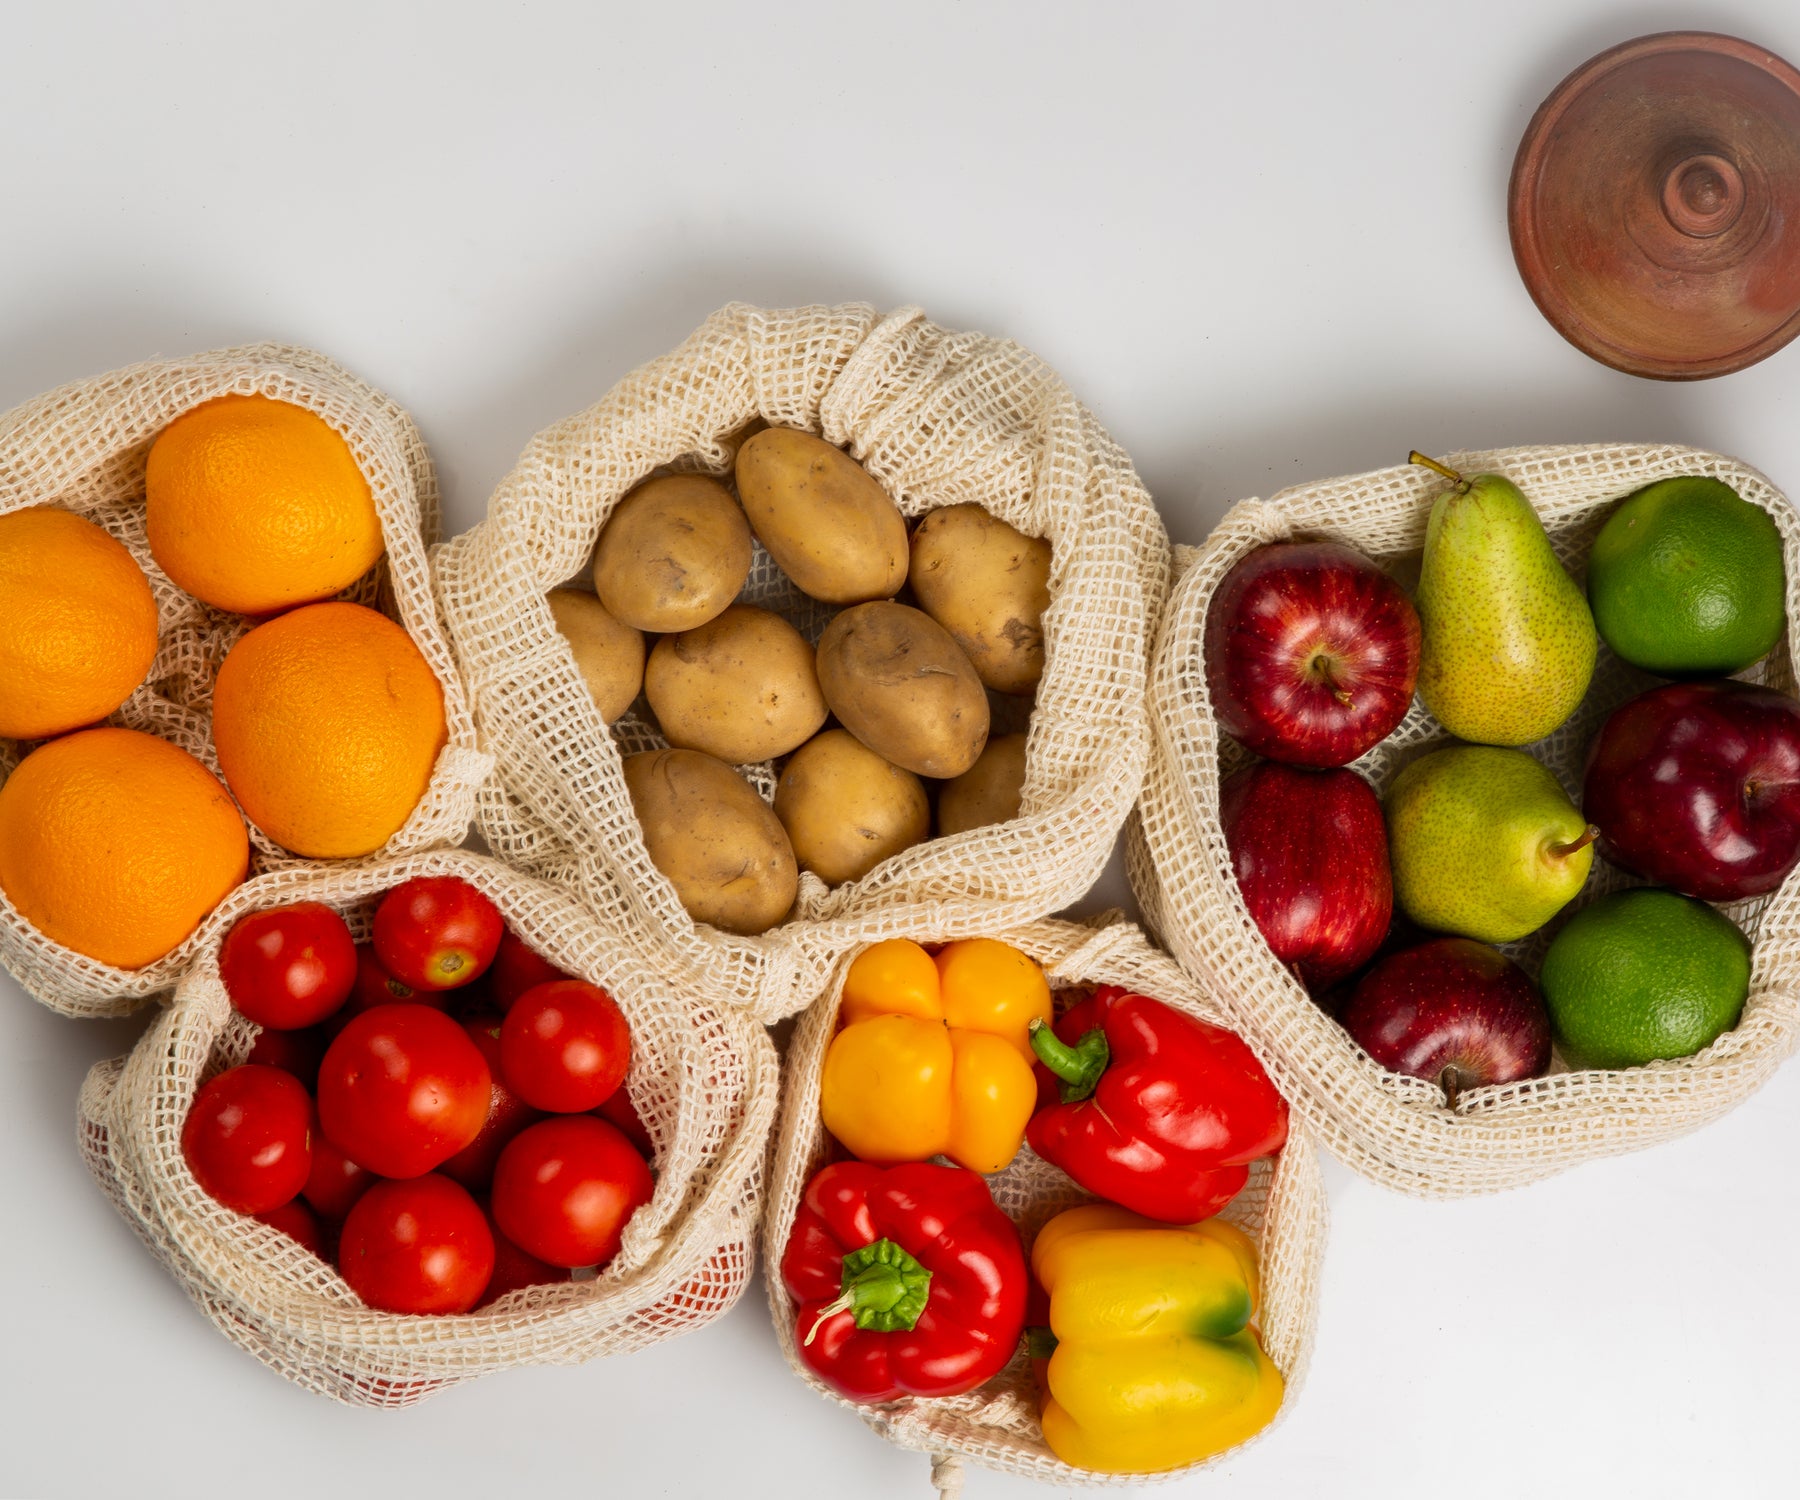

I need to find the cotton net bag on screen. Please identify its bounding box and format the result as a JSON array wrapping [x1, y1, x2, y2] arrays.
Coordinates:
[[1130, 445, 1800, 1198], [763, 915, 1327, 1495], [77, 845, 778, 1406], [0, 347, 490, 1020], [433, 303, 1170, 1026]]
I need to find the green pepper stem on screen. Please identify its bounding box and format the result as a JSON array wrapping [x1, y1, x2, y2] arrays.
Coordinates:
[[1029, 1018, 1110, 1103], [1026, 1326, 1060, 1360], [804, 1237, 934, 1345]]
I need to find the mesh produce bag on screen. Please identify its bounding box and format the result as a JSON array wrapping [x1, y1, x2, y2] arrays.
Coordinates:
[[433, 303, 1170, 1025], [0, 346, 490, 1019], [77, 845, 778, 1405], [1129, 445, 1800, 1197], [763, 916, 1327, 1494]]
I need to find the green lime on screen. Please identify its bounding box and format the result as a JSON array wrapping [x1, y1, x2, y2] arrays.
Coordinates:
[[1540, 888, 1750, 1069], [1586, 476, 1785, 676]]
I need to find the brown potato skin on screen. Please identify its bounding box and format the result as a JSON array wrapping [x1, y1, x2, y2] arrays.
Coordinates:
[[621, 748, 798, 936], [815, 602, 990, 779], [546, 589, 645, 724], [909, 504, 1052, 694], [644, 604, 827, 764], [592, 474, 753, 632], [734, 428, 908, 604], [774, 729, 930, 887], [937, 732, 1028, 836]]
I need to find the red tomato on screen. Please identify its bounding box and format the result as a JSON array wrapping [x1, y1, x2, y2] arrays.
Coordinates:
[[476, 1220, 567, 1308], [373, 876, 504, 991], [220, 903, 357, 1030], [491, 1116, 653, 1269], [487, 928, 570, 1011], [317, 1006, 492, 1178], [593, 1085, 654, 1158], [499, 980, 632, 1113], [338, 1175, 495, 1315], [245, 1024, 328, 1089], [303, 1130, 377, 1221], [182, 1064, 314, 1214], [324, 945, 455, 1041], [254, 1197, 325, 1257], [439, 1014, 543, 1191]]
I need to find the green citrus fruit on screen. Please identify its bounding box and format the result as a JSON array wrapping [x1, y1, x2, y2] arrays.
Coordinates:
[[1586, 476, 1785, 676], [1539, 888, 1750, 1069]]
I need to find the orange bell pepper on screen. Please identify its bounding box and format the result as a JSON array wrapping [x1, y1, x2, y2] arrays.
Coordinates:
[[820, 938, 1052, 1174]]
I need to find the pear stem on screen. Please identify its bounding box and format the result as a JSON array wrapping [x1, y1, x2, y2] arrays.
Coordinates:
[[1409, 451, 1468, 489], [1549, 825, 1601, 861]]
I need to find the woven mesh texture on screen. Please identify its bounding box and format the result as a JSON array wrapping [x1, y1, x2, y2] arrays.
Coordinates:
[[77, 846, 778, 1406], [433, 304, 1170, 1025], [1130, 445, 1800, 1198], [763, 916, 1327, 1490], [0, 346, 491, 1020]]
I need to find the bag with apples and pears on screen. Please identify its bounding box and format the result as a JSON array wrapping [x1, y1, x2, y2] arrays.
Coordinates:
[[1129, 443, 1800, 1198]]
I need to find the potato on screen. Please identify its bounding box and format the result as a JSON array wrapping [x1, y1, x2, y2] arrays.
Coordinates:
[[644, 604, 827, 764], [909, 504, 1052, 693], [546, 589, 644, 724], [815, 602, 990, 778], [774, 729, 930, 887], [592, 474, 753, 632], [937, 733, 1028, 836], [734, 428, 907, 604], [621, 748, 797, 936]]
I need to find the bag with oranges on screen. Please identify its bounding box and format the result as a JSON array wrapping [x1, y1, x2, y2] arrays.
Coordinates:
[[762, 915, 1327, 1492], [0, 347, 489, 1018], [77, 846, 778, 1405], [434, 303, 1170, 1025]]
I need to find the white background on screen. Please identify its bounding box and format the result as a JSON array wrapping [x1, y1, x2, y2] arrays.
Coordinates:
[[3, 3, 1799, 1497]]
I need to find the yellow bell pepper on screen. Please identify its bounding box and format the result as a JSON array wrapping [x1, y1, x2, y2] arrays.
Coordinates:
[[820, 938, 1051, 1174], [1031, 1204, 1285, 1474]]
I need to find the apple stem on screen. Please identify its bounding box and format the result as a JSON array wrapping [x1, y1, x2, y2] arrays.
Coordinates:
[[1409, 451, 1469, 491], [1309, 654, 1355, 708], [1549, 824, 1601, 861], [1439, 1064, 1464, 1109]]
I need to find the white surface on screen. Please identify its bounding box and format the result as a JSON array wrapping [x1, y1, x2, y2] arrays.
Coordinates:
[[3, 2, 1799, 1496]]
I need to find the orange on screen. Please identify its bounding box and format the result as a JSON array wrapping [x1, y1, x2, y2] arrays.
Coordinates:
[[0, 507, 159, 740], [211, 601, 446, 858], [0, 727, 248, 968], [145, 394, 384, 615]]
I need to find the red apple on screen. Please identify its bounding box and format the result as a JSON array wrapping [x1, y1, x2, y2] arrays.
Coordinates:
[[1204, 541, 1421, 768], [1584, 680, 1800, 902], [1220, 760, 1392, 991], [1340, 938, 1551, 1100]]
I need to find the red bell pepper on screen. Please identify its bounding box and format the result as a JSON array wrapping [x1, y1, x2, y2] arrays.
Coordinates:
[[780, 1160, 1027, 1403], [1026, 985, 1288, 1223]]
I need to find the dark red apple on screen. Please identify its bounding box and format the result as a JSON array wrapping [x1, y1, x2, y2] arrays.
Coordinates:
[[1220, 760, 1392, 991], [1204, 541, 1421, 768], [1340, 938, 1551, 1100], [1584, 680, 1800, 902]]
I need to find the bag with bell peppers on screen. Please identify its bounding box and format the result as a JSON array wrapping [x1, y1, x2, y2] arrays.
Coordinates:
[[766, 918, 1327, 1489]]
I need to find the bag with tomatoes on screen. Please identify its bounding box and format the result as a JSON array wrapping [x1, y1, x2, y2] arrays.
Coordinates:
[[77, 847, 779, 1406], [0, 345, 491, 1022], [762, 915, 1328, 1493]]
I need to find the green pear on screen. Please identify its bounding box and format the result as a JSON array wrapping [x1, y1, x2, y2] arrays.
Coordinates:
[[1385, 744, 1596, 943], [1411, 453, 1597, 745]]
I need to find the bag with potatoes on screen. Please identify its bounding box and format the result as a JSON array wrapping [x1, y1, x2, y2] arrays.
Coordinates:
[[434, 303, 1169, 1023], [77, 845, 778, 1405], [0, 347, 489, 1021], [1129, 444, 1800, 1198]]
